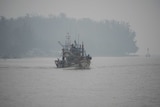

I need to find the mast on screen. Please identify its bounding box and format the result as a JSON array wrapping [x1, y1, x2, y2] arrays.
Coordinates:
[[82, 42, 84, 57], [65, 32, 71, 50], [78, 34, 79, 46]]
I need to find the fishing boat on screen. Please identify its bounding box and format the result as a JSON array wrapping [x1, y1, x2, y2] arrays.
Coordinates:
[[55, 33, 92, 69]]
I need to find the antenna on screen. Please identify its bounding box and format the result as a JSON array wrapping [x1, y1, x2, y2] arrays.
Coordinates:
[[65, 33, 71, 44], [78, 34, 79, 46]]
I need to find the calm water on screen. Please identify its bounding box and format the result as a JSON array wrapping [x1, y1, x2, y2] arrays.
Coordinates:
[[0, 57, 160, 107]]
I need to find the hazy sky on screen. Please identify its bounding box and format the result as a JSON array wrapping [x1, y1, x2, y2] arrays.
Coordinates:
[[0, 0, 160, 55]]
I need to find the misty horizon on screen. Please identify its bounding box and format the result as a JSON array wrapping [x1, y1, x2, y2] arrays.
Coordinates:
[[0, 0, 160, 55], [0, 1, 160, 106]]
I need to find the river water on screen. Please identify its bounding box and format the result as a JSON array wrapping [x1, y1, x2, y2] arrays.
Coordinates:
[[0, 57, 160, 107]]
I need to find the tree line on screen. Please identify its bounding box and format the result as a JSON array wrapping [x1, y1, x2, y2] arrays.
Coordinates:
[[0, 13, 138, 58]]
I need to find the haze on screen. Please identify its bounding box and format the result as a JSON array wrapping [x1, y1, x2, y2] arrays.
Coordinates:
[[0, 0, 160, 55]]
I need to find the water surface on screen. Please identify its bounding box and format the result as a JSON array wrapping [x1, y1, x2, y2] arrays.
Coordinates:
[[0, 57, 160, 107]]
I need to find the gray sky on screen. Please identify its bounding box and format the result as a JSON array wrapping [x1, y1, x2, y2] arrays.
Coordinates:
[[0, 0, 160, 55]]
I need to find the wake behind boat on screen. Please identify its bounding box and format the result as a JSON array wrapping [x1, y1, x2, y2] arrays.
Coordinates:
[[55, 33, 92, 69]]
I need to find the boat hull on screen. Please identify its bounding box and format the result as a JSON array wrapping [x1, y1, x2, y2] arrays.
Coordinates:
[[55, 59, 91, 69]]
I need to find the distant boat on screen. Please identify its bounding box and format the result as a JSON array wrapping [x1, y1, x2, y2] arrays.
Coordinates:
[[55, 33, 92, 69]]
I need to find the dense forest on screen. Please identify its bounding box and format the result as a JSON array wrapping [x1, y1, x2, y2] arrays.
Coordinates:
[[0, 13, 138, 58]]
